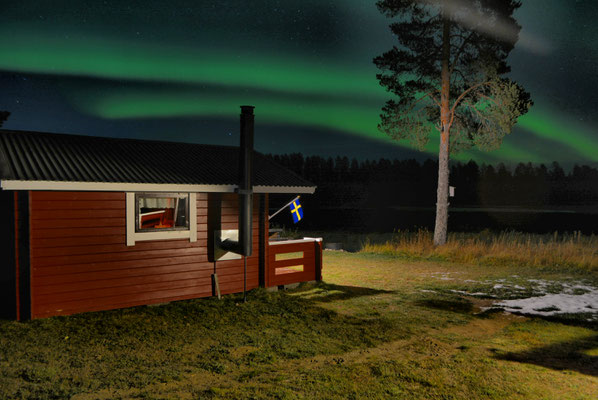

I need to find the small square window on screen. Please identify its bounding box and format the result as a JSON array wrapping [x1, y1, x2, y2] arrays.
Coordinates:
[[135, 193, 189, 232]]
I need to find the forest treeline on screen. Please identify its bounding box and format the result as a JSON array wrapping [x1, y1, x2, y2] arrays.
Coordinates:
[[265, 153, 598, 209]]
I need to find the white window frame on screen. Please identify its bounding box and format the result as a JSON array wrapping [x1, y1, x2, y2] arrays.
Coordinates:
[[126, 192, 197, 246]]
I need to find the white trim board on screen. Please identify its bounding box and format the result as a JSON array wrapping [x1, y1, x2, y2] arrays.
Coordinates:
[[269, 238, 322, 246], [253, 185, 316, 194], [1, 180, 316, 194], [3, 180, 236, 193], [126, 192, 197, 246]]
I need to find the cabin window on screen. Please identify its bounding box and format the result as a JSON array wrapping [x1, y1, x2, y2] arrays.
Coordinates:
[[136, 193, 189, 232], [126, 192, 197, 246]]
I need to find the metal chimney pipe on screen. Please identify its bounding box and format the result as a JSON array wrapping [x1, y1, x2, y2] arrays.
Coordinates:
[[238, 105, 254, 256]]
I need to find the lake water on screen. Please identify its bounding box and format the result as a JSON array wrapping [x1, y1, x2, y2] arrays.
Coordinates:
[[289, 206, 598, 234]]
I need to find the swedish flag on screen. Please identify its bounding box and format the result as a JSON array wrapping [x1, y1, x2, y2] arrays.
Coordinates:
[[290, 199, 303, 223]]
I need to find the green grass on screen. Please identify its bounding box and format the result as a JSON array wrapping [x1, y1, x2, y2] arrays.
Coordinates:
[[1, 251, 597, 399]]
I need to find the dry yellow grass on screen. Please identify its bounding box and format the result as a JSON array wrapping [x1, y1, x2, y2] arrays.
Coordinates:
[[361, 230, 598, 272]]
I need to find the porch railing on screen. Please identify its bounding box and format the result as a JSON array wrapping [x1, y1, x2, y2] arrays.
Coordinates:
[[267, 238, 322, 287]]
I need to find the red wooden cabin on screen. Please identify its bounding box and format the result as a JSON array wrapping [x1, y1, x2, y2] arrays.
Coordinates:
[[0, 127, 320, 320]]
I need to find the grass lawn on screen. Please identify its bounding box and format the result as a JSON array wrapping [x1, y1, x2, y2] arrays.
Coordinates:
[[1, 251, 597, 399]]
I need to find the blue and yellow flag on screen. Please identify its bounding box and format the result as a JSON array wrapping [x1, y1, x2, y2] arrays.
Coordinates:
[[290, 199, 303, 223]]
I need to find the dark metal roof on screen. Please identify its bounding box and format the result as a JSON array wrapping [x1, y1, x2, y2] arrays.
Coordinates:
[[0, 129, 315, 191]]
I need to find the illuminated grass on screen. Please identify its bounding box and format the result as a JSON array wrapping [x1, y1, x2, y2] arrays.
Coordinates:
[[1, 252, 596, 398]]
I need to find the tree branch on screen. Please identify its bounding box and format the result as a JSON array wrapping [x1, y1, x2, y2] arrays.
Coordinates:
[[463, 101, 492, 136], [448, 81, 493, 127], [452, 68, 468, 85], [449, 31, 475, 75], [405, 91, 441, 112], [463, 100, 484, 122], [478, 93, 500, 105]]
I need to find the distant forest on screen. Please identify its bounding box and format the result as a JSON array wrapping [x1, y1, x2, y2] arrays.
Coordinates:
[[265, 154, 598, 209]]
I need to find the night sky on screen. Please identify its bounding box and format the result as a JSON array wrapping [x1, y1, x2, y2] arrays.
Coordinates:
[[1, 0, 597, 167]]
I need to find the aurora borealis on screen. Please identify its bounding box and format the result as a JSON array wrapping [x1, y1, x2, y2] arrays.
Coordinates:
[[0, 1, 596, 166]]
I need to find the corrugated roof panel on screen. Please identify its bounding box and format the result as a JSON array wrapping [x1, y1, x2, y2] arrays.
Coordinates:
[[0, 135, 16, 179], [20, 134, 47, 180], [14, 136, 37, 179], [44, 134, 77, 181], [100, 141, 133, 182], [0, 129, 315, 191], [0, 135, 14, 179], [29, 134, 57, 180]]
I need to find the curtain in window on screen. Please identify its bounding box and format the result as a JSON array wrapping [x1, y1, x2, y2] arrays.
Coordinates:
[[139, 197, 176, 209]]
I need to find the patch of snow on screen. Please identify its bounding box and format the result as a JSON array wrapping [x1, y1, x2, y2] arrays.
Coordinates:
[[451, 289, 490, 297], [562, 284, 594, 295], [451, 289, 468, 295], [494, 288, 598, 317], [491, 283, 528, 291], [452, 277, 598, 319], [427, 273, 598, 319], [430, 272, 462, 276], [419, 289, 436, 293], [429, 272, 456, 281], [527, 279, 550, 288]]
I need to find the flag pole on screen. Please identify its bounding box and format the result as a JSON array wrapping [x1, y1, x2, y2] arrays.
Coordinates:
[[268, 195, 301, 220]]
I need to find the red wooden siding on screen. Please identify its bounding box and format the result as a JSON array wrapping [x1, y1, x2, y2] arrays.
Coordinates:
[[267, 240, 321, 287], [29, 191, 263, 319]]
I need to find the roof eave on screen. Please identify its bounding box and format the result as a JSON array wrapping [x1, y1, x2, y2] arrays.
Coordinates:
[[253, 185, 316, 194], [0, 180, 316, 194]]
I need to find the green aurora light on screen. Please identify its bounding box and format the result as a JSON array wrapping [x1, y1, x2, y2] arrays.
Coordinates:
[[518, 110, 598, 161], [0, 28, 384, 99], [71, 86, 554, 164], [0, 20, 596, 165]]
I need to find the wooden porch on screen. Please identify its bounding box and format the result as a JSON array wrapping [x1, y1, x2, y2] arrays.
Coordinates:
[[265, 238, 323, 288]]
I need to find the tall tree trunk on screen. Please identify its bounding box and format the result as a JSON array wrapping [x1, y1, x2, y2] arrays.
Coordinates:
[[434, 13, 451, 246]]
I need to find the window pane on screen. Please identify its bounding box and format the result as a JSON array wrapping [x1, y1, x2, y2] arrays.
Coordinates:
[[175, 197, 188, 227], [138, 195, 188, 230]]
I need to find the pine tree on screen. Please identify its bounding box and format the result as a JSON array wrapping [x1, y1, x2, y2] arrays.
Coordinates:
[[374, 0, 532, 245]]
